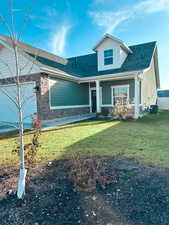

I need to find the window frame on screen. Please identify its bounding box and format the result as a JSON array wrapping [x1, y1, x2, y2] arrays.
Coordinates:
[[104, 49, 113, 65], [111, 84, 130, 106]]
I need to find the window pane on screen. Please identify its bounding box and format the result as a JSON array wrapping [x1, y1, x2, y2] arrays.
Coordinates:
[[114, 97, 128, 105], [113, 86, 129, 106], [104, 49, 113, 57], [114, 87, 128, 97], [104, 57, 113, 65]]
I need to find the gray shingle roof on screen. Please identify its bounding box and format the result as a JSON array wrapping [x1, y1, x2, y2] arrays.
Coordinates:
[[28, 41, 156, 78], [0, 34, 157, 78], [67, 41, 156, 77]]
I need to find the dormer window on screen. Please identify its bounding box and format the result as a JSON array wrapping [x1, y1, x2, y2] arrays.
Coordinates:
[[104, 49, 113, 65]]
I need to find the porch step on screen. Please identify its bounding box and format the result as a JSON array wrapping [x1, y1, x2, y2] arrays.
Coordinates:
[[42, 113, 96, 130]]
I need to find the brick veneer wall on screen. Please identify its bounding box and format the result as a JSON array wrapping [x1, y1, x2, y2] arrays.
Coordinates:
[[39, 75, 90, 121]]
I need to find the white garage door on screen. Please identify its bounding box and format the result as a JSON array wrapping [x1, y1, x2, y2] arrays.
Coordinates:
[[0, 82, 37, 125], [157, 97, 169, 110]]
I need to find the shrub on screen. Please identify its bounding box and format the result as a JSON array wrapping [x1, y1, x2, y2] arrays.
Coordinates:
[[69, 153, 117, 192], [112, 104, 134, 120], [96, 112, 101, 118], [101, 108, 109, 117], [12, 115, 41, 167]]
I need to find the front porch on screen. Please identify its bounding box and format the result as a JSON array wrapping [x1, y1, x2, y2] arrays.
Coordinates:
[[86, 76, 141, 119]]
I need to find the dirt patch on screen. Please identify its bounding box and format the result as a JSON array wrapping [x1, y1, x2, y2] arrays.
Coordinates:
[[0, 159, 169, 225]]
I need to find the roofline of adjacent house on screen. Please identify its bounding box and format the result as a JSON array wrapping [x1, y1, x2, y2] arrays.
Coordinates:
[[93, 33, 133, 54], [157, 88, 169, 91]]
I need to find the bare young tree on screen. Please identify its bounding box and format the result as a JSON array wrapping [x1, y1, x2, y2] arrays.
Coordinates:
[[0, 1, 38, 199]]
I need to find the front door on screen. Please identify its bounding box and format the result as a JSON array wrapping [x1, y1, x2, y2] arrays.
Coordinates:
[[91, 89, 97, 112]]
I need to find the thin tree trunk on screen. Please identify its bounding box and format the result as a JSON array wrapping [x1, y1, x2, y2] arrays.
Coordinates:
[[14, 42, 27, 199]]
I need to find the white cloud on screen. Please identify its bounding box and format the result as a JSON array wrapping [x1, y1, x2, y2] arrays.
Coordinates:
[[90, 0, 169, 34], [89, 10, 131, 33], [135, 0, 169, 13], [51, 24, 71, 55], [34, 7, 72, 56]]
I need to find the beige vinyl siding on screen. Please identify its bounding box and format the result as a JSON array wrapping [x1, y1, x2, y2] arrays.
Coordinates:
[[0, 45, 40, 78], [141, 56, 157, 107]]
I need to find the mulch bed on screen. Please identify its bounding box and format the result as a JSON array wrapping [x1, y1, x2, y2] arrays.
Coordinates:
[[0, 158, 169, 225]]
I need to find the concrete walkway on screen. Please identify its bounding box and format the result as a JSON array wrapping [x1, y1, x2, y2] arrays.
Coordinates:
[[0, 113, 96, 133], [42, 113, 96, 130]]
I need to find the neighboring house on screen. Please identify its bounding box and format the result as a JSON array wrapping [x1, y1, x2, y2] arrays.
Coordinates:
[[0, 33, 160, 125], [157, 89, 169, 110]]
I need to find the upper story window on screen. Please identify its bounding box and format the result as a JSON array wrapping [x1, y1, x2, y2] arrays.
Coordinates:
[[104, 49, 113, 65]]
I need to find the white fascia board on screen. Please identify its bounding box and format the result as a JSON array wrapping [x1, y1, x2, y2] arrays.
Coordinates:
[[149, 43, 157, 67], [140, 43, 158, 80], [78, 70, 142, 83], [41, 66, 145, 83], [40, 67, 79, 82]]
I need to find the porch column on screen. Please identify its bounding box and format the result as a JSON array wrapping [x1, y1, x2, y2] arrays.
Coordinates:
[[96, 80, 101, 113], [134, 75, 140, 119]]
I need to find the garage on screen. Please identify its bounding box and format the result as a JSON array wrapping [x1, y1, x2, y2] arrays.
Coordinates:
[[0, 82, 37, 128], [157, 89, 169, 110]]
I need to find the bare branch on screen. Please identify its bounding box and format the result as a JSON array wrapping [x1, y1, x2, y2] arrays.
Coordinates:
[[0, 121, 19, 129], [23, 114, 33, 121], [19, 48, 40, 76], [21, 94, 35, 108], [27, 50, 40, 74], [17, 1, 36, 41], [0, 14, 13, 38], [0, 57, 14, 78], [0, 87, 19, 108], [19, 56, 31, 73]]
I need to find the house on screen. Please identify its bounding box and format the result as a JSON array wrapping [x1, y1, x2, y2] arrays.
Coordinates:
[[0, 33, 160, 125], [157, 89, 169, 110]]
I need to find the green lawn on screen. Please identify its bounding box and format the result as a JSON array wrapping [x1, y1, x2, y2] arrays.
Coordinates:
[[1, 111, 169, 167]]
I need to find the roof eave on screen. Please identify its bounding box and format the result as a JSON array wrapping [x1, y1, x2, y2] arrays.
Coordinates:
[[41, 66, 147, 83], [40, 67, 79, 82], [78, 70, 144, 83]]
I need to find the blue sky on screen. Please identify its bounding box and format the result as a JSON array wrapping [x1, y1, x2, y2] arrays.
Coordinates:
[[1, 0, 169, 89]]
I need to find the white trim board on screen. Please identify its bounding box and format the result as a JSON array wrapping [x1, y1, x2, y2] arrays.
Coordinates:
[[50, 105, 90, 110], [101, 104, 113, 107], [89, 86, 102, 112], [0, 81, 36, 88]]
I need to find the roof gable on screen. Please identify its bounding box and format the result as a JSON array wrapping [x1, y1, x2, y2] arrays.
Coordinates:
[[93, 34, 133, 54]]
